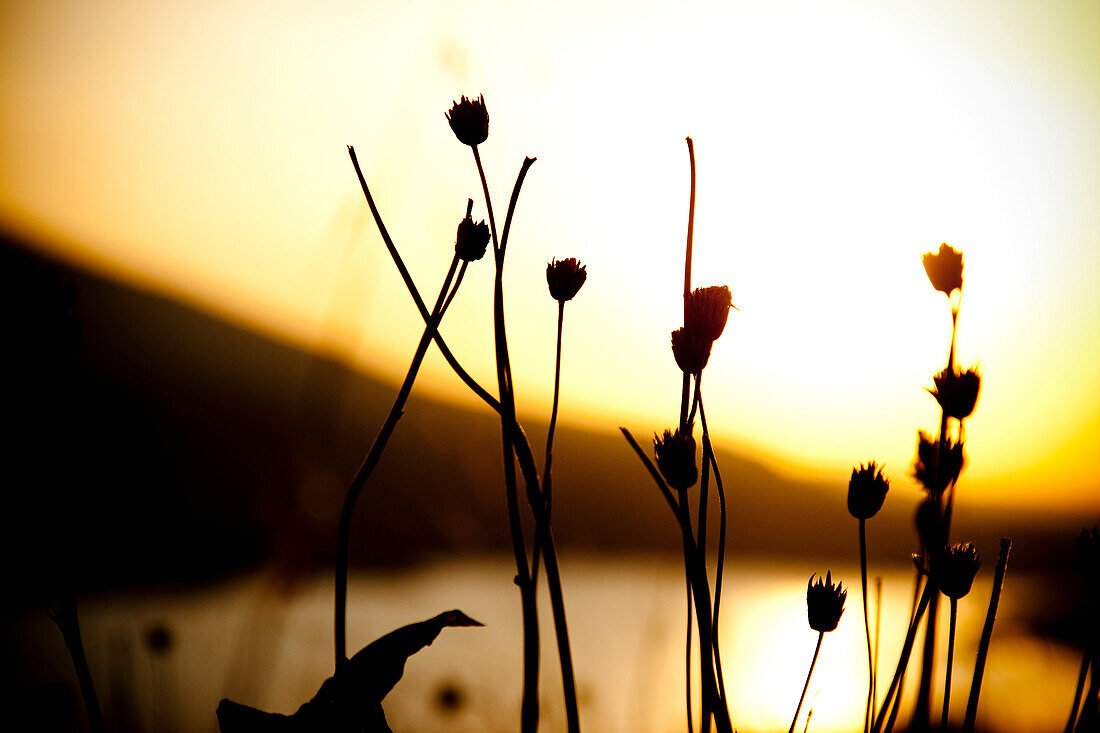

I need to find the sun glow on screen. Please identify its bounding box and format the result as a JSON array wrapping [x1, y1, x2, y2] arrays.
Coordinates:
[[1, 0, 1098, 509]]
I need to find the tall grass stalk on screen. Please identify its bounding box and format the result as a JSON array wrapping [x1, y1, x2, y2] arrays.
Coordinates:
[[49, 596, 106, 733], [789, 632, 824, 733], [872, 581, 934, 733], [332, 250, 462, 663], [1065, 651, 1091, 733], [476, 150, 581, 733], [860, 517, 873, 733], [941, 596, 958, 730], [962, 538, 1012, 733]]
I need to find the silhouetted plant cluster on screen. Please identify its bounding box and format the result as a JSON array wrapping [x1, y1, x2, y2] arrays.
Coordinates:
[[329, 94, 586, 732]]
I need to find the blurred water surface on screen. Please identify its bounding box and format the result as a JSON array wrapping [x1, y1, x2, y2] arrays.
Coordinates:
[[18, 556, 1080, 732]]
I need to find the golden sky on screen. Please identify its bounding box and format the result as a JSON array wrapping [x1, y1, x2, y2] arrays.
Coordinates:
[[2, 0, 1098, 511]]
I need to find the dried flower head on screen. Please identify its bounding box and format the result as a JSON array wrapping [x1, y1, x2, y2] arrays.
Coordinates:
[[934, 542, 981, 599], [912, 431, 964, 495], [806, 572, 847, 632], [1075, 526, 1100, 590], [546, 258, 587, 302], [922, 243, 963, 296], [929, 366, 981, 421], [914, 496, 944, 553], [455, 202, 490, 262], [670, 327, 712, 376], [445, 95, 489, 146], [847, 461, 889, 520], [684, 285, 733, 343], [653, 428, 697, 492]]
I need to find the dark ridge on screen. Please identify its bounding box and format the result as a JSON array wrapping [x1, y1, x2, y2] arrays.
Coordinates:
[[0, 229, 1088, 612]]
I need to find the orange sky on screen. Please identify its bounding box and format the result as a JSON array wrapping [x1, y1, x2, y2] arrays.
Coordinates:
[[1, 0, 1098, 512]]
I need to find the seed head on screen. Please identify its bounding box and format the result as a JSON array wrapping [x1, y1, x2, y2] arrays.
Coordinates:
[[684, 285, 733, 343], [455, 200, 490, 262], [670, 327, 712, 376], [806, 571, 846, 633], [653, 428, 697, 492], [929, 366, 981, 420], [912, 431, 964, 495], [934, 542, 981, 599], [922, 243, 963, 296], [847, 461, 889, 519], [446, 95, 489, 146], [546, 258, 587, 302]]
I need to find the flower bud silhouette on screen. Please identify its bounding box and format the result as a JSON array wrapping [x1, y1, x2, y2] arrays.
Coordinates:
[[455, 201, 490, 262], [934, 543, 981, 599], [670, 327, 712, 376], [653, 428, 697, 491], [445, 95, 489, 146], [684, 285, 733, 343], [929, 366, 981, 420], [912, 431, 964, 495], [847, 461, 889, 520], [806, 572, 846, 632], [546, 258, 587, 302], [921, 243, 963, 296]]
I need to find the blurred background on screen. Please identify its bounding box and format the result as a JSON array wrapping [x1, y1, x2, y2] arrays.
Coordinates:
[[1, 0, 1097, 731]]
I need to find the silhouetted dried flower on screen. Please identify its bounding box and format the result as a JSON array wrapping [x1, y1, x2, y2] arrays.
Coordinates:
[[912, 431, 964, 495], [446, 95, 489, 146], [1075, 526, 1100, 589], [806, 572, 846, 632], [685, 285, 733, 343], [847, 462, 889, 519], [922, 243, 963, 296], [915, 496, 944, 553], [455, 207, 490, 262], [653, 428, 697, 492], [546, 258, 587, 302], [934, 543, 981, 599], [670, 327, 712, 376], [930, 366, 981, 420]]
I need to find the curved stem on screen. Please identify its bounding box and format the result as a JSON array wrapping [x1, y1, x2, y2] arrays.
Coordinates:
[[49, 597, 105, 733], [472, 145, 499, 255], [942, 597, 958, 731], [860, 518, 873, 733], [334, 253, 460, 663], [347, 146, 499, 411], [789, 632, 825, 733], [679, 137, 696, 431], [686, 575, 695, 733], [697, 393, 728, 710], [1065, 649, 1090, 733]]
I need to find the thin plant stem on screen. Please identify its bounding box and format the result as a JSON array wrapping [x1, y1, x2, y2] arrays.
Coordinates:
[[49, 597, 106, 733], [620, 428, 679, 514], [942, 597, 958, 730], [482, 153, 581, 733], [472, 145, 499, 254], [915, 301, 961, 728], [873, 581, 935, 733], [789, 631, 825, 733], [686, 575, 695, 733], [885, 566, 924, 730], [679, 137, 696, 431], [333, 252, 460, 663], [860, 518, 873, 733], [963, 538, 1012, 733], [483, 156, 539, 733], [347, 146, 499, 411], [697, 395, 729, 710], [532, 300, 565, 587], [1065, 650, 1091, 733], [873, 576, 882, 731]]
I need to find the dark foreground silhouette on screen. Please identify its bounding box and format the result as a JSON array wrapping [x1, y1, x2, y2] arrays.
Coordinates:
[[216, 610, 482, 733]]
